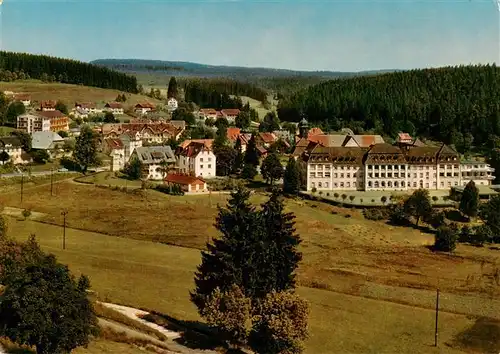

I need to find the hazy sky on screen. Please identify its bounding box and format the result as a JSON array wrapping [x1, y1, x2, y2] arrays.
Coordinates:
[[0, 0, 498, 72]]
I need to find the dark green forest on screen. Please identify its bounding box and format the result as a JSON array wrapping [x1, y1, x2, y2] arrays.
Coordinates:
[[0, 51, 138, 93], [277, 64, 500, 147], [182, 78, 268, 103]]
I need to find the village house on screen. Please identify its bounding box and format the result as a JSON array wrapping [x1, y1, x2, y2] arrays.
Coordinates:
[[256, 132, 278, 148], [14, 94, 31, 107], [101, 122, 184, 143], [36, 110, 70, 132], [221, 109, 240, 123], [40, 100, 57, 111], [135, 102, 156, 115], [0, 137, 28, 165], [119, 132, 143, 162], [167, 98, 178, 111], [130, 146, 176, 180], [176, 141, 216, 178], [102, 138, 126, 172], [197, 108, 217, 121], [75, 102, 101, 115], [31, 131, 66, 158], [17, 113, 52, 134], [104, 102, 125, 115], [71, 107, 89, 119], [164, 173, 208, 193]]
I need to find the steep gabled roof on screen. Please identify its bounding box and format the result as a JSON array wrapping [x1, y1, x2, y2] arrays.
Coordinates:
[[40, 100, 57, 109], [179, 141, 209, 158], [37, 110, 66, 118], [105, 102, 123, 109], [258, 132, 277, 144], [221, 109, 240, 116], [227, 128, 241, 141], [307, 145, 366, 164], [134, 146, 175, 164], [308, 127, 324, 136], [179, 139, 213, 150]]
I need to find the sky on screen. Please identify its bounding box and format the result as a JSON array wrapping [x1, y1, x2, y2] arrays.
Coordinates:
[[0, 0, 498, 72]]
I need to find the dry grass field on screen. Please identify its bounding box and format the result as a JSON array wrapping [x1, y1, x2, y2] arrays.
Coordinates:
[[1, 181, 499, 353], [0, 81, 162, 108]]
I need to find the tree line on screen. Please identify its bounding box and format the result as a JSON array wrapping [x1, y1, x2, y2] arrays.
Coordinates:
[[0, 51, 138, 93], [277, 64, 500, 148], [182, 78, 268, 106]]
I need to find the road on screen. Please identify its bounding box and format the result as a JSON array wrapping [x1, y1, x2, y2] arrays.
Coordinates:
[[0, 166, 109, 178]]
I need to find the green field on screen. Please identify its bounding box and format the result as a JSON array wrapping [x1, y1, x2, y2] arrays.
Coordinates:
[[0, 181, 499, 353]]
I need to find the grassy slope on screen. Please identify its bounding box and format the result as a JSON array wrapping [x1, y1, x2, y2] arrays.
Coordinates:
[[0, 80, 162, 109], [1, 181, 499, 353]]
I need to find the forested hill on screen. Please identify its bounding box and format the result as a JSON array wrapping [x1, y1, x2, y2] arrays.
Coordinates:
[[277, 64, 500, 147], [0, 51, 138, 93], [91, 58, 395, 84]]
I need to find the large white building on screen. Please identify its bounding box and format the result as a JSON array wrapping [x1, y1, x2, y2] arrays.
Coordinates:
[[303, 141, 495, 192], [130, 146, 176, 180], [17, 113, 51, 134], [176, 141, 216, 178]]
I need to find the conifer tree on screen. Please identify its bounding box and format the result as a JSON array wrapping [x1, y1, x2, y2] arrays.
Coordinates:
[[191, 187, 263, 312], [167, 76, 178, 99], [259, 189, 302, 293], [261, 153, 284, 185], [283, 157, 300, 195], [233, 137, 244, 174], [459, 180, 479, 219], [244, 134, 259, 167]]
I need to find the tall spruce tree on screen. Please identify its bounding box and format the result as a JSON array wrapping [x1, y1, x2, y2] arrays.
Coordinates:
[[191, 187, 264, 312], [283, 157, 300, 195], [261, 153, 284, 185], [459, 180, 479, 219], [233, 137, 244, 174], [259, 189, 302, 293], [167, 76, 178, 99], [244, 134, 259, 167]]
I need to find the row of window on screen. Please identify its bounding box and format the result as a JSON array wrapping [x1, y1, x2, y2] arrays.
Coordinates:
[[200, 165, 212, 169], [310, 165, 356, 170], [199, 158, 212, 162], [367, 172, 460, 179], [311, 181, 363, 188], [309, 172, 363, 178], [367, 180, 459, 188]]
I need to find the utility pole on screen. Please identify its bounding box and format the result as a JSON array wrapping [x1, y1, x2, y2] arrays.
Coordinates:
[[20, 173, 24, 204], [50, 168, 54, 196], [61, 210, 68, 250], [434, 289, 440, 347]]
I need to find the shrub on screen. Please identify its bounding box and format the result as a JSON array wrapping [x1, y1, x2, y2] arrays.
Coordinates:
[[349, 196, 355, 202], [389, 205, 410, 226], [344, 214, 351, 218], [326, 192, 330, 197], [432, 196, 439, 202], [334, 193, 339, 198], [381, 196, 387, 204], [22, 209, 31, 220], [363, 208, 390, 221], [311, 187, 317, 194], [318, 191, 323, 195], [371, 199, 375, 203], [434, 224, 459, 252]]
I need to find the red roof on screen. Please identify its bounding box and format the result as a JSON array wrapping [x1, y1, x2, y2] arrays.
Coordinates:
[[200, 108, 217, 115], [309, 127, 324, 136], [105, 102, 123, 109], [37, 110, 66, 118], [135, 102, 155, 109], [398, 132, 412, 140], [40, 100, 57, 109], [14, 94, 30, 101], [180, 142, 210, 158], [179, 139, 213, 150], [258, 132, 277, 144], [106, 138, 124, 150], [165, 173, 206, 185], [221, 109, 240, 116], [227, 128, 241, 141], [75, 102, 96, 109]]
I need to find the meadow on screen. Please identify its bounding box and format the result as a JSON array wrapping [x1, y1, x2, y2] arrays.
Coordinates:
[[0, 81, 162, 108], [1, 180, 499, 353]]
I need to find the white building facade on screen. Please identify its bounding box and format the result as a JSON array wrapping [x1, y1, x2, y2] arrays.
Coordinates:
[[176, 142, 216, 178], [17, 113, 51, 135]]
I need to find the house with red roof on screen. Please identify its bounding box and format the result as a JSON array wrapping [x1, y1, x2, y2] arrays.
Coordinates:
[[102, 138, 126, 172], [227, 128, 241, 142], [104, 102, 124, 115], [40, 100, 57, 111], [135, 102, 156, 115], [176, 141, 216, 178], [221, 109, 240, 123], [164, 173, 208, 193], [198, 108, 217, 121], [14, 94, 31, 107]]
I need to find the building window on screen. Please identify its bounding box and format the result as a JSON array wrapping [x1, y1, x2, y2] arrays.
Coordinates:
[[381, 173, 386, 178], [317, 172, 323, 178], [200, 165, 203, 169], [325, 182, 329, 188], [368, 181, 372, 187], [368, 173, 373, 178], [334, 183, 338, 188], [334, 173, 338, 178], [426, 183, 429, 188], [318, 182, 322, 188], [208, 158, 212, 162], [340, 182, 344, 188], [325, 172, 331, 177], [394, 181, 399, 188], [388, 181, 392, 187], [374, 181, 379, 188], [309, 172, 315, 177], [311, 182, 315, 188], [340, 173, 344, 178], [375, 173, 379, 178], [208, 164, 211, 168], [353, 182, 356, 187], [347, 173, 351, 178], [388, 173, 392, 178], [414, 173, 417, 178], [346, 182, 350, 187], [401, 181, 405, 187], [413, 182, 417, 188], [381, 181, 386, 187]]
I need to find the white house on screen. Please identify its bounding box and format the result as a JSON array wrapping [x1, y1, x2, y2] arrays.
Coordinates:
[[17, 113, 51, 135], [0, 137, 27, 165], [14, 94, 31, 107], [120, 132, 143, 161], [130, 146, 176, 180], [221, 109, 240, 124], [167, 98, 178, 111], [104, 102, 124, 115], [135, 103, 155, 116], [164, 174, 208, 193], [102, 138, 126, 172], [31, 131, 65, 158], [197, 108, 217, 121], [176, 141, 216, 178], [75, 102, 101, 115]]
